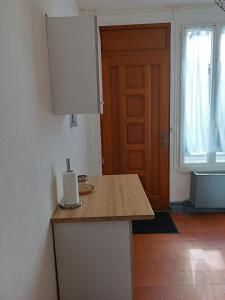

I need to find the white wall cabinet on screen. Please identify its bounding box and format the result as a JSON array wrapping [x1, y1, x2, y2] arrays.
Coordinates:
[[47, 16, 101, 114]]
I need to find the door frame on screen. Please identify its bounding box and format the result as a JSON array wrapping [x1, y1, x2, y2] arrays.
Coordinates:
[[86, 14, 176, 204], [99, 23, 170, 210]]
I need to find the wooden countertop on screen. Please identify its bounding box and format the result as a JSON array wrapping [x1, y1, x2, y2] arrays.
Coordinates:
[[51, 174, 154, 223]]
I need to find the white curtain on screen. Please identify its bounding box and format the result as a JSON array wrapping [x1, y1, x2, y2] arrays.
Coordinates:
[[183, 28, 213, 157], [216, 27, 225, 153]]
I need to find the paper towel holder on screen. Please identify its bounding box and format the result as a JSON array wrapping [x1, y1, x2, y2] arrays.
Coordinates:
[[59, 158, 83, 209], [66, 158, 72, 172], [59, 201, 83, 209]]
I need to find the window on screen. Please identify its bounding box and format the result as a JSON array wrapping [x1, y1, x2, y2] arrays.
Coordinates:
[[180, 25, 225, 170]]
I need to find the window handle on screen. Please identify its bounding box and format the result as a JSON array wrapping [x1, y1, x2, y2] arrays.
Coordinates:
[[161, 130, 167, 146]]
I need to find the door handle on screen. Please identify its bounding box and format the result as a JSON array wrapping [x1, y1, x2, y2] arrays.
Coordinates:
[[161, 130, 167, 146]]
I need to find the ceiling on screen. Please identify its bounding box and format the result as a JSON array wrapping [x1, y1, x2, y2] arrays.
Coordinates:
[[77, 0, 213, 10]]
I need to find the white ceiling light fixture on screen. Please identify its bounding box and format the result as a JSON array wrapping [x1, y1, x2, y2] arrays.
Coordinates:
[[215, 0, 225, 11]]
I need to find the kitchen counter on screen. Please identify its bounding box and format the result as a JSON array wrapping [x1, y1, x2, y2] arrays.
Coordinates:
[[51, 174, 154, 223], [52, 174, 154, 300]]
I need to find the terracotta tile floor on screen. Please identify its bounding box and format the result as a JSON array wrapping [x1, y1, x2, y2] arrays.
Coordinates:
[[133, 213, 225, 300]]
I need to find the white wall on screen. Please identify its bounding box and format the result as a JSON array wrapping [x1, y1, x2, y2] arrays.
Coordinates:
[[83, 4, 225, 203], [0, 0, 90, 299]]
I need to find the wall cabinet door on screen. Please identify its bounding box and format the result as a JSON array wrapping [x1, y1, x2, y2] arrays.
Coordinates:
[[47, 16, 101, 114]]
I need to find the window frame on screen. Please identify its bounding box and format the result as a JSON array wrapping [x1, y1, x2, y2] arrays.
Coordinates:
[[179, 23, 225, 172]]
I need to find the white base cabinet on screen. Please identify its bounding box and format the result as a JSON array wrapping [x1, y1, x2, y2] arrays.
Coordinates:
[[53, 221, 133, 300]]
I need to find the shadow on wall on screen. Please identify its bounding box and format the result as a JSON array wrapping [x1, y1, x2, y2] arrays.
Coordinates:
[[32, 224, 58, 300], [51, 165, 58, 212]]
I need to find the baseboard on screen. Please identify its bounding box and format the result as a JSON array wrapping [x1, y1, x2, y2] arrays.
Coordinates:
[[169, 200, 225, 213], [169, 201, 186, 213]]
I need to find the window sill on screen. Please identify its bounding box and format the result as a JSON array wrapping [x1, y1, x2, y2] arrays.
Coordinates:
[[178, 163, 225, 173]]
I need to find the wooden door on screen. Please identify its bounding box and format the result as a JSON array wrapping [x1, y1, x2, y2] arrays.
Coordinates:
[[100, 24, 170, 211]]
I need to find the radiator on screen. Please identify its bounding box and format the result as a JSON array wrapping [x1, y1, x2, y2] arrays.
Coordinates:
[[190, 171, 225, 208]]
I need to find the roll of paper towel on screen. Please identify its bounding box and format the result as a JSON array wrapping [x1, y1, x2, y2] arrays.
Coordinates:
[[63, 171, 80, 206]]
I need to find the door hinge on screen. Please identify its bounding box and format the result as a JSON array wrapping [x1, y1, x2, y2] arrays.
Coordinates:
[[102, 157, 104, 165]]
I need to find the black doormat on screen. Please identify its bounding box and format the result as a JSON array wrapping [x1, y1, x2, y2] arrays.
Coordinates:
[[132, 212, 178, 234]]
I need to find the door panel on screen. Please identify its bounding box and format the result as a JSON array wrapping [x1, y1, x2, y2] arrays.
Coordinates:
[[100, 24, 170, 211], [100, 24, 170, 53]]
